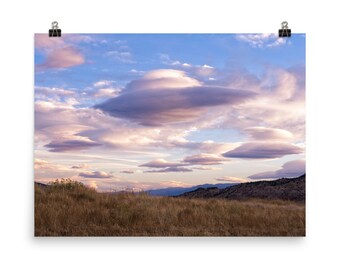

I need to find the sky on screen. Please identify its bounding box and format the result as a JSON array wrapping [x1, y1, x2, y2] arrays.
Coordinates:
[[34, 33, 305, 191]]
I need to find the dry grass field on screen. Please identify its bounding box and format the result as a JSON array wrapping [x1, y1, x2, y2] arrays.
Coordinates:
[[35, 180, 305, 236]]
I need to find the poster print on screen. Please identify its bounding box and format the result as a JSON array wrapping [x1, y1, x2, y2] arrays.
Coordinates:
[[34, 34, 305, 236]]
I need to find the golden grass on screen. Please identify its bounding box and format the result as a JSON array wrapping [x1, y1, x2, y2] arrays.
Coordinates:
[[35, 180, 305, 236]]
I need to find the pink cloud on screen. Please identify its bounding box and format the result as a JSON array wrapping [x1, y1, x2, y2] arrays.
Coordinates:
[[35, 34, 85, 70], [244, 127, 293, 141], [39, 47, 85, 69], [182, 153, 228, 165], [35, 34, 65, 49], [215, 176, 248, 183], [139, 159, 184, 168]]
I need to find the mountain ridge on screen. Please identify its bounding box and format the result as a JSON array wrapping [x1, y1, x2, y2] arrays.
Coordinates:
[[178, 174, 305, 201], [146, 183, 236, 196]]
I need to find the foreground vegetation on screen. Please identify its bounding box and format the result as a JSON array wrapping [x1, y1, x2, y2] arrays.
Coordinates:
[[35, 180, 305, 236]]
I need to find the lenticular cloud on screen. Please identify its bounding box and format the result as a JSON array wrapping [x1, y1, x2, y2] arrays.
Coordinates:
[[95, 70, 255, 125]]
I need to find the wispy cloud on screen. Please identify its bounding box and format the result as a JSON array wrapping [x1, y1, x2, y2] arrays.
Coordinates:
[[145, 167, 193, 173], [236, 34, 287, 48], [159, 54, 216, 78], [35, 86, 75, 97], [93, 80, 115, 88], [71, 164, 90, 169], [107, 51, 134, 63], [215, 176, 248, 183]]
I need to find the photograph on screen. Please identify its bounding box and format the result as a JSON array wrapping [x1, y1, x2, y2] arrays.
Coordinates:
[[34, 33, 305, 236]]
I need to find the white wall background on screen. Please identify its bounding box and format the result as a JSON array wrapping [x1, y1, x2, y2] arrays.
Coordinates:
[[0, 0, 339, 269]]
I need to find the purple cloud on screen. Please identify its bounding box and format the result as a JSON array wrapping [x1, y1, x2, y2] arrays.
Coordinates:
[[94, 70, 255, 126], [139, 159, 184, 168], [120, 170, 135, 174], [38, 47, 85, 70], [244, 127, 293, 141], [95, 86, 254, 126], [44, 140, 101, 152], [222, 142, 303, 159], [145, 167, 193, 173], [248, 160, 305, 179], [79, 171, 113, 179], [182, 153, 228, 165], [71, 164, 89, 169]]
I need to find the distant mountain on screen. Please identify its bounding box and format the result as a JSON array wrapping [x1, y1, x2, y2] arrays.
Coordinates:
[[146, 183, 236, 197], [179, 174, 305, 201]]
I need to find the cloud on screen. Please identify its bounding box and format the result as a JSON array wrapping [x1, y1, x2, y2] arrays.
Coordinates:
[[248, 160, 305, 179], [38, 47, 85, 69], [34, 159, 76, 180], [94, 88, 121, 98], [139, 158, 183, 168], [95, 69, 255, 126], [126, 69, 201, 91], [107, 50, 134, 63], [159, 54, 215, 78], [236, 34, 287, 48], [71, 164, 89, 169], [35, 98, 211, 154], [93, 80, 115, 88], [120, 170, 135, 174], [159, 54, 179, 65], [215, 176, 248, 183], [222, 142, 303, 159], [129, 69, 145, 75], [193, 166, 221, 171], [34, 158, 48, 167], [35, 34, 95, 50], [35, 34, 65, 49], [244, 127, 293, 141], [182, 153, 228, 165], [140, 158, 196, 173], [145, 167, 193, 173], [44, 139, 101, 152], [140, 154, 227, 173], [221, 67, 305, 140], [35, 34, 86, 70], [79, 171, 113, 179], [35, 86, 75, 97]]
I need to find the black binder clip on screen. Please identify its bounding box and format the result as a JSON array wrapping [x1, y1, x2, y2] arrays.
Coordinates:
[[278, 21, 291, 37], [49, 21, 61, 37]]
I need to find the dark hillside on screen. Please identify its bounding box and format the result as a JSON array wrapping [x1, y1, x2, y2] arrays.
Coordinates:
[[180, 175, 305, 201]]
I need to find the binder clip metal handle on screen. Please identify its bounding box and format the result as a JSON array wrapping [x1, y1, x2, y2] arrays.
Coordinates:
[[278, 21, 291, 37], [49, 21, 61, 37]]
